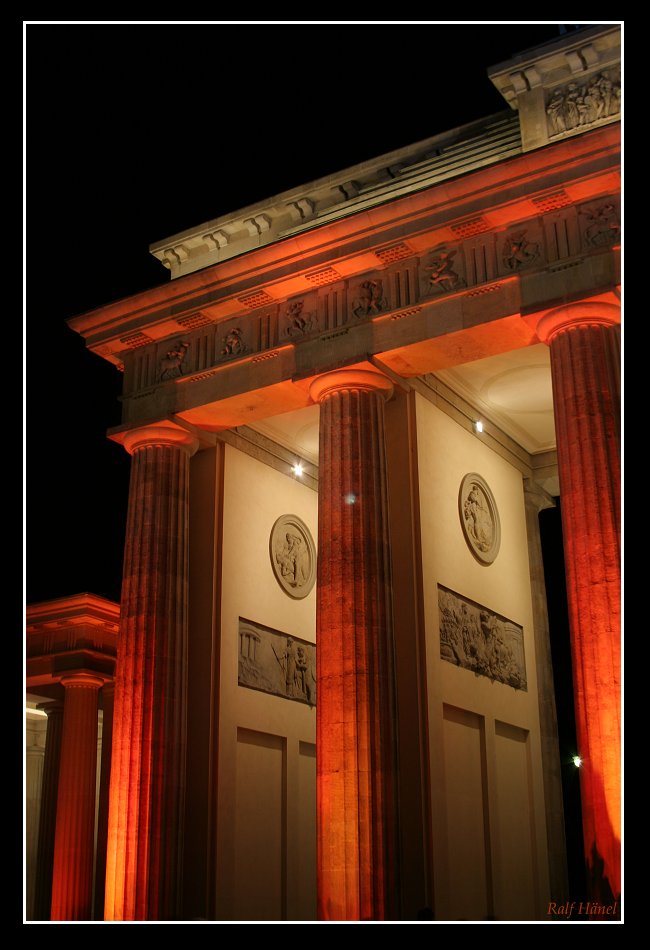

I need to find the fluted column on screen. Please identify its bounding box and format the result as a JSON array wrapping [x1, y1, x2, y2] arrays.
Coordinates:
[[50, 675, 103, 920], [310, 369, 399, 921], [26, 714, 47, 920], [523, 480, 569, 900], [534, 302, 620, 902], [33, 702, 64, 920], [104, 423, 198, 921], [94, 682, 114, 920]]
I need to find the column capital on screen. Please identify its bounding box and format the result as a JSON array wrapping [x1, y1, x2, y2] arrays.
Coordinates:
[[121, 421, 200, 457], [531, 302, 621, 345], [309, 368, 394, 404], [60, 673, 105, 690]]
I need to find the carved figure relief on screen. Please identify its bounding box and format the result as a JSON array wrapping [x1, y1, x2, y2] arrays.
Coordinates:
[[284, 300, 318, 337], [502, 231, 539, 270], [546, 71, 620, 137], [580, 203, 620, 247], [424, 249, 465, 293], [438, 585, 527, 690], [238, 618, 316, 706], [159, 340, 190, 380], [220, 327, 247, 357], [351, 279, 387, 318], [458, 473, 501, 565], [270, 514, 316, 599]]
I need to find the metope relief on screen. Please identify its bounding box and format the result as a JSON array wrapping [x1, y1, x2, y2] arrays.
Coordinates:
[[283, 299, 318, 337], [422, 248, 465, 295], [438, 585, 527, 690], [459, 473, 501, 565], [501, 231, 539, 270], [351, 278, 388, 318], [238, 618, 316, 706], [159, 340, 190, 380], [580, 203, 620, 247], [270, 514, 317, 599], [220, 326, 247, 358]]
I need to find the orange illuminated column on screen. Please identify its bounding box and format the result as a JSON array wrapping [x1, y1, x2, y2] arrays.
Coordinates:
[[50, 674, 103, 920], [309, 370, 399, 921], [534, 303, 621, 902], [104, 424, 198, 921], [33, 702, 63, 921]]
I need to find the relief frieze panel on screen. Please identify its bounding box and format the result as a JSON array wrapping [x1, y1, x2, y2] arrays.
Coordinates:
[[546, 70, 620, 139], [500, 229, 541, 272], [282, 298, 319, 339], [579, 201, 620, 249], [438, 584, 527, 690], [350, 277, 389, 318], [123, 197, 619, 398], [420, 246, 466, 297], [238, 617, 316, 706]]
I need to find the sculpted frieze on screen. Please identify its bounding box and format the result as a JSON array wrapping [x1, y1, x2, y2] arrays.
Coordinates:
[[283, 299, 318, 338], [351, 278, 388, 318], [238, 617, 316, 706], [438, 584, 527, 690], [546, 70, 620, 138], [159, 340, 190, 381], [579, 202, 620, 248], [422, 247, 465, 295], [126, 200, 617, 399]]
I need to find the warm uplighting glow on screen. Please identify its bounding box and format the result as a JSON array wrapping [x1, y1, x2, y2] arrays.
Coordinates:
[[292, 463, 304, 477], [573, 755, 583, 768], [474, 420, 484, 433]]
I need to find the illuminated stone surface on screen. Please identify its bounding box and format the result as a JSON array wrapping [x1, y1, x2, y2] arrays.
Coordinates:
[[310, 370, 398, 920], [535, 303, 621, 900], [104, 424, 198, 920]]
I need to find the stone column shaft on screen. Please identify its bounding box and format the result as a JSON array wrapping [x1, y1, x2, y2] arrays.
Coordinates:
[[537, 304, 621, 901], [50, 676, 103, 921], [311, 370, 399, 921], [104, 425, 197, 921], [94, 682, 115, 920], [33, 702, 64, 920]]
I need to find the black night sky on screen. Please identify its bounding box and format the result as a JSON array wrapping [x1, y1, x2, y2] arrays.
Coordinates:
[[26, 21, 597, 900], [27, 20, 575, 604]]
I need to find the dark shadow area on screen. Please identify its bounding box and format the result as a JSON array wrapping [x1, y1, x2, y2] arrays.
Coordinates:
[[539, 501, 587, 902]]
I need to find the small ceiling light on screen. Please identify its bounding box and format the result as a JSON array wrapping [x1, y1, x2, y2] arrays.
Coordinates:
[[344, 493, 356, 505], [572, 755, 583, 768], [292, 463, 304, 477], [474, 420, 484, 433]]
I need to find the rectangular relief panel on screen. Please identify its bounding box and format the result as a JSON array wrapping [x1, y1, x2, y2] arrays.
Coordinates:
[[296, 742, 317, 920], [442, 705, 492, 921], [233, 728, 287, 921], [493, 721, 537, 920], [238, 617, 316, 706], [438, 585, 527, 690]]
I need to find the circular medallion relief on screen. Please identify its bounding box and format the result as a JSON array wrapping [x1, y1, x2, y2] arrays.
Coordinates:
[[270, 515, 317, 599], [458, 473, 501, 565]]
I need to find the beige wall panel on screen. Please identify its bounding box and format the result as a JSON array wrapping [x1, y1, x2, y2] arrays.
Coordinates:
[[442, 705, 491, 921], [493, 721, 537, 920], [233, 729, 285, 920], [296, 742, 317, 920]]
